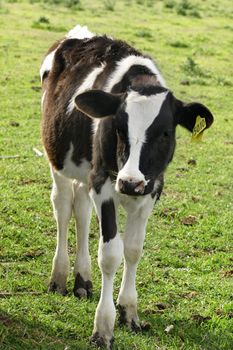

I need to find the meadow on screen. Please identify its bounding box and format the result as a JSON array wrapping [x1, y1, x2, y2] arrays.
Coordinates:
[[0, 0, 233, 349]]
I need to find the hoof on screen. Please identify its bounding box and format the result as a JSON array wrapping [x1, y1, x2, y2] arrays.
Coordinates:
[[73, 273, 92, 299], [90, 332, 114, 349], [117, 304, 128, 325], [117, 304, 151, 332], [48, 281, 68, 296], [131, 319, 151, 332], [131, 319, 142, 333]]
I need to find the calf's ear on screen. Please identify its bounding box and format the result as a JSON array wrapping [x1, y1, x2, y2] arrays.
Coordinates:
[[175, 99, 214, 132], [75, 90, 123, 118]]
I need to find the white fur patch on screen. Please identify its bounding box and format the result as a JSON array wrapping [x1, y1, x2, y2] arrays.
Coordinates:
[[66, 24, 94, 39], [67, 64, 106, 115], [116, 91, 168, 191], [40, 24, 94, 83], [93, 233, 123, 345], [126, 90, 168, 135], [90, 177, 115, 206], [99, 233, 123, 275], [120, 192, 152, 215], [58, 143, 91, 182], [40, 50, 56, 82], [104, 55, 166, 92]]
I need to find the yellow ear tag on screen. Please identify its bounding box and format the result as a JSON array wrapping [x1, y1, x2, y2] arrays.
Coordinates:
[[191, 116, 206, 142]]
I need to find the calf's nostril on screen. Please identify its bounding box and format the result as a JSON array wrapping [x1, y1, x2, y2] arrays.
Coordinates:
[[134, 181, 145, 194]]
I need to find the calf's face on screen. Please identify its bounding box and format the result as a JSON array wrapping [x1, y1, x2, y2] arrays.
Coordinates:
[[75, 87, 213, 196], [114, 88, 176, 195]]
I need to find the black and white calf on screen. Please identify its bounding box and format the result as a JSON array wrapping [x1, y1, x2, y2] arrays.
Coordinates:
[[40, 25, 213, 348]]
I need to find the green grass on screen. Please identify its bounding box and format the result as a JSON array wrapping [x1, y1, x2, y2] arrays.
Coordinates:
[[0, 0, 233, 349]]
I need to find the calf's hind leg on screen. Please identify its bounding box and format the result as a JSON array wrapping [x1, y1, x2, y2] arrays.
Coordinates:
[[48, 168, 73, 295], [73, 181, 93, 298]]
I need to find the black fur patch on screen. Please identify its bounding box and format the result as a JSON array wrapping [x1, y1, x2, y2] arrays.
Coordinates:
[[48, 282, 68, 296], [75, 90, 123, 118], [175, 101, 214, 131], [111, 65, 155, 93], [90, 332, 114, 349], [101, 199, 117, 243], [73, 272, 93, 298], [117, 304, 127, 325], [132, 84, 167, 96], [117, 304, 151, 332]]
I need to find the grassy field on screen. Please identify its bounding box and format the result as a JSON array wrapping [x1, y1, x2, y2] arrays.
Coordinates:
[[0, 0, 233, 349]]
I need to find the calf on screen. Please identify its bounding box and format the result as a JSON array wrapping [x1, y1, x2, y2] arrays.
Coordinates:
[[40, 25, 213, 349]]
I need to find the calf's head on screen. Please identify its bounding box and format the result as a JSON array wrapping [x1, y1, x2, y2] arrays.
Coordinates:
[[75, 86, 213, 196]]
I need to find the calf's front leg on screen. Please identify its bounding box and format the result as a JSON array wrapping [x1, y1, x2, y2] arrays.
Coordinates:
[[117, 197, 155, 331], [90, 178, 123, 349]]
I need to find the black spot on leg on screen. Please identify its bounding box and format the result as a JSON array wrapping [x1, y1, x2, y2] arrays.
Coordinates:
[[48, 282, 68, 296], [90, 332, 114, 349], [117, 304, 151, 332], [73, 273, 93, 298], [131, 319, 142, 333], [48, 281, 58, 293], [117, 304, 127, 325], [101, 199, 117, 243], [131, 319, 151, 332]]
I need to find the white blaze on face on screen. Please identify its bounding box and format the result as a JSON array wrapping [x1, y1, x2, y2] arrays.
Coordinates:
[[115, 90, 168, 191]]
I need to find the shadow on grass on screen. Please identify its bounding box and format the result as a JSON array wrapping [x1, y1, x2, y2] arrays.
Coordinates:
[[1, 305, 232, 350], [0, 308, 94, 350]]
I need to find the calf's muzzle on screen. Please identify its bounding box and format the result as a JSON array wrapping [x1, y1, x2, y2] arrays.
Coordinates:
[[118, 178, 145, 195]]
